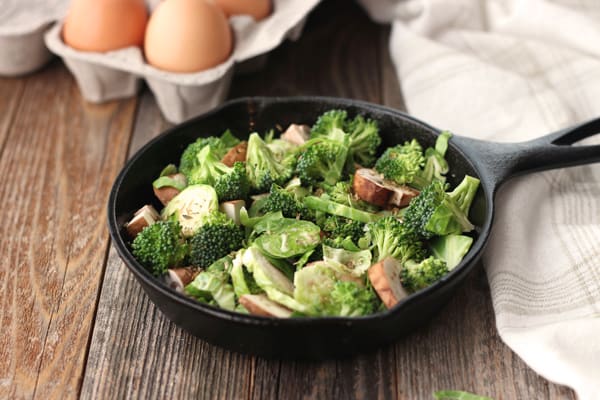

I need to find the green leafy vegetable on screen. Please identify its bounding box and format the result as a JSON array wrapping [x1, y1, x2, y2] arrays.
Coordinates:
[[433, 390, 493, 400]]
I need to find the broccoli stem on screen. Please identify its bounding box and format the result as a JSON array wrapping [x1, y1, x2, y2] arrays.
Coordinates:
[[304, 196, 380, 224]]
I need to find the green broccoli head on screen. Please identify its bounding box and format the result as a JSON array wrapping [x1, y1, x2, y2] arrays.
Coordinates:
[[246, 133, 293, 193], [295, 138, 349, 186], [213, 161, 250, 202], [179, 130, 240, 178], [327, 281, 380, 317], [189, 212, 245, 268], [321, 215, 365, 246], [186, 145, 232, 186], [401, 256, 448, 292], [345, 115, 381, 167], [310, 109, 348, 141], [374, 139, 425, 186], [262, 184, 312, 220], [131, 220, 188, 277], [402, 180, 474, 239], [366, 216, 427, 263]]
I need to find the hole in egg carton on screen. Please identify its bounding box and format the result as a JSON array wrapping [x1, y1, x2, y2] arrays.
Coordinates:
[[42, 0, 321, 124], [0, 0, 70, 76]]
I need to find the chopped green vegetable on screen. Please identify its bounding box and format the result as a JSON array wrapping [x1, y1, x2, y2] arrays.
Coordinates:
[[131, 220, 187, 277], [304, 196, 380, 223], [401, 256, 448, 292], [161, 184, 219, 237], [402, 180, 474, 239], [253, 218, 321, 259], [189, 212, 245, 268], [185, 256, 236, 310], [246, 132, 293, 193], [152, 174, 187, 191], [430, 234, 473, 270], [433, 390, 493, 400], [366, 216, 426, 263], [131, 109, 481, 318]]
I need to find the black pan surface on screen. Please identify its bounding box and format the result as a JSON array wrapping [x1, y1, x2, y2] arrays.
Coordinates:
[[108, 97, 600, 358]]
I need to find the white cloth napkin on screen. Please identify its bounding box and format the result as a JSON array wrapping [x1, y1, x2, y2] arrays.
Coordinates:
[[358, 0, 600, 398]]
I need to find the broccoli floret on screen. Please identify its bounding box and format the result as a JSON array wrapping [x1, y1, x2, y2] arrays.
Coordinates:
[[411, 131, 452, 189], [327, 281, 380, 317], [310, 109, 348, 142], [246, 133, 293, 193], [401, 256, 448, 292], [366, 216, 427, 262], [189, 212, 245, 268], [262, 184, 312, 220], [374, 139, 425, 186], [321, 215, 365, 245], [179, 130, 240, 178], [448, 175, 480, 215], [187, 146, 251, 201], [213, 161, 250, 202], [345, 115, 381, 167], [187, 145, 231, 186], [296, 138, 349, 186], [131, 220, 188, 277], [402, 180, 474, 239]]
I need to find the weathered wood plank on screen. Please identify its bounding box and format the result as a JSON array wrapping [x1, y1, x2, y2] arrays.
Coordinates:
[[0, 62, 137, 399], [0, 76, 25, 155]]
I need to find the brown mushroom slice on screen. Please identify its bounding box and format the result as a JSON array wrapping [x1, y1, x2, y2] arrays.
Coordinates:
[[281, 124, 310, 146], [221, 141, 248, 167], [388, 185, 420, 207], [353, 168, 393, 207], [239, 294, 293, 318], [134, 204, 160, 219], [166, 267, 200, 292], [368, 257, 410, 309], [220, 200, 246, 225], [153, 173, 187, 206], [126, 205, 159, 238]]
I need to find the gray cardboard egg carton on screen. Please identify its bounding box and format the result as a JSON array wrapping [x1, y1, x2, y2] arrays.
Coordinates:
[[0, 0, 69, 76], [2, 0, 320, 123]]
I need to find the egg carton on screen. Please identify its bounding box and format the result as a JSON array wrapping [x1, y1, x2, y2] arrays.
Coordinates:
[[0, 0, 69, 76], [44, 0, 321, 123]]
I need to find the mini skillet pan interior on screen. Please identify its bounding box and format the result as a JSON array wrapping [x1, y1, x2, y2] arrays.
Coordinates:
[[108, 97, 491, 359]]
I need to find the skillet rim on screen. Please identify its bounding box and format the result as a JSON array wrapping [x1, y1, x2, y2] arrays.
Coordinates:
[[107, 96, 495, 326]]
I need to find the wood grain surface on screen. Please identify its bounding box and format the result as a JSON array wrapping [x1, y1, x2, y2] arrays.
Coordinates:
[[0, 65, 137, 399], [1, 1, 577, 399]]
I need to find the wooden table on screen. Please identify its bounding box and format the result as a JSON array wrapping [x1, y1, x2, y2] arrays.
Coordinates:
[[0, 1, 577, 399]]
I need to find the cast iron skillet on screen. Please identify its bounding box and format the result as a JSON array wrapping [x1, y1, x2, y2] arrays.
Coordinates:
[[108, 97, 600, 358]]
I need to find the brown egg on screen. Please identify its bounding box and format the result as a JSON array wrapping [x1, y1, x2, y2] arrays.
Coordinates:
[[214, 0, 272, 21], [144, 0, 233, 73], [63, 0, 148, 52]]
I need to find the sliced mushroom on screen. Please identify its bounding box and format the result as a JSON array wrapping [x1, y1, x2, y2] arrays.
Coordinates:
[[220, 199, 246, 225], [353, 168, 393, 207], [239, 294, 293, 318], [126, 205, 159, 238], [388, 185, 420, 208], [368, 257, 410, 309], [166, 267, 201, 292], [353, 168, 419, 208], [221, 141, 248, 167], [281, 124, 310, 146]]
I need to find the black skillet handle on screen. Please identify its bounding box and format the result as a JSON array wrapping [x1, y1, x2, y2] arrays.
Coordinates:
[[452, 117, 600, 191]]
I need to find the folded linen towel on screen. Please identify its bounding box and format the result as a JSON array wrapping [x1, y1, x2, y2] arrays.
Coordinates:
[[358, 0, 600, 398]]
